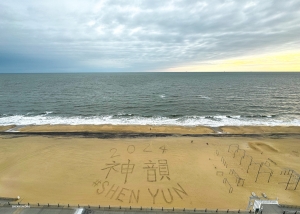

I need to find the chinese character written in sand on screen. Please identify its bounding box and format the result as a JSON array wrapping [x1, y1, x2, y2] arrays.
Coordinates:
[[143, 160, 158, 182], [101, 161, 120, 179], [121, 159, 135, 184], [159, 159, 170, 180]]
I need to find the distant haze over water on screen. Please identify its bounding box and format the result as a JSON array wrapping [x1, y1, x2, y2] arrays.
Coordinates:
[[0, 72, 299, 127]]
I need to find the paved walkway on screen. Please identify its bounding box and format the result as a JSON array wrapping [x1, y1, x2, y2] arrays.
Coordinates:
[[2, 207, 300, 214], [1, 202, 300, 214]]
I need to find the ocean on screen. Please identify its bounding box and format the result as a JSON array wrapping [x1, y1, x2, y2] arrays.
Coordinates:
[[0, 72, 299, 127]]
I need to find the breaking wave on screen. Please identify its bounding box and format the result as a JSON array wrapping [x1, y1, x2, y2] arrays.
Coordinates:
[[0, 114, 299, 127]]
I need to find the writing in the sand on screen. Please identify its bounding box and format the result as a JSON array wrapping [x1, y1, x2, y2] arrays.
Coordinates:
[[101, 159, 171, 183], [101, 159, 135, 184], [93, 144, 187, 205], [102, 144, 169, 184], [144, 159, 170, 182], [109, 144, 168, 159], [93, 180, 188, 204]]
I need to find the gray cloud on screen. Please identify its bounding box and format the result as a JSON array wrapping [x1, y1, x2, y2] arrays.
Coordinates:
[[0, 0, 300, 72]]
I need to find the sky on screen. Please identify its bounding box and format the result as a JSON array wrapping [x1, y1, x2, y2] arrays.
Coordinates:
[[0, 0, 300, 73]]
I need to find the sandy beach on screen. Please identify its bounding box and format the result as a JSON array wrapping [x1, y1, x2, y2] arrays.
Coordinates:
[[11, 124, 300, 134], [18, 124, 215, 134], [0, 125, 300, 210], [0, 125, 15, 132]]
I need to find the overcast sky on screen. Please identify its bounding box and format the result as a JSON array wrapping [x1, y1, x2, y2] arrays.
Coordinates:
[[1, 0, 300, 73]]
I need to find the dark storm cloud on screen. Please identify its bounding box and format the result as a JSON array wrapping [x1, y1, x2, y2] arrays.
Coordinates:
[[0, 0, 300, 72]]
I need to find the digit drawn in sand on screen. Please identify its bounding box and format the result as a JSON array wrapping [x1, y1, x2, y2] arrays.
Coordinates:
[[143, 143, 152, 152], [127, 145, 135, 154], [159, 145, 167, 154], [110, 148, 120, 158]]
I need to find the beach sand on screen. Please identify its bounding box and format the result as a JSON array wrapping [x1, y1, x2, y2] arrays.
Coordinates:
[[220, 126, 300, 134], [0, 125, 15, 132], [0, 125, 300, 210], [19, 124, 214, 134], [17, 124, 300, 134]]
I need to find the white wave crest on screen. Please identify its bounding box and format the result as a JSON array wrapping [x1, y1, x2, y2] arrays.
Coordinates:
[[0, 114, 299, 127], [196, 95, 211, 99]]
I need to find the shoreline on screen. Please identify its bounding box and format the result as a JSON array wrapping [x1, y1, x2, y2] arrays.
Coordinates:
[[1, 124, 300, 135]]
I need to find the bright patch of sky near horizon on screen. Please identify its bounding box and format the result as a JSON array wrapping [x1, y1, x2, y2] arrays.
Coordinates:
[[0, 0, 300, 72]]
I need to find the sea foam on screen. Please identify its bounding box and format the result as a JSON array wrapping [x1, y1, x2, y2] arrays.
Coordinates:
[[0, 114, 299, 127]]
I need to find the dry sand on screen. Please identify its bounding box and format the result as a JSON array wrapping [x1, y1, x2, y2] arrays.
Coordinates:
[[0, 126, 300, 210]]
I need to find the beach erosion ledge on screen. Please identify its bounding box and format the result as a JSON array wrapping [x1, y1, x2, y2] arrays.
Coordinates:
[[1, 124, 300, 135]]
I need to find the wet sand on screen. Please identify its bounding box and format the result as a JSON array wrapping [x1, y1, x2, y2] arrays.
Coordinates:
[[0, 125, 15, 132], [18, 124, 214, 134], [5, 124, 300, 135], [220, 126, 300, 134], [0, 125, 300, 210]]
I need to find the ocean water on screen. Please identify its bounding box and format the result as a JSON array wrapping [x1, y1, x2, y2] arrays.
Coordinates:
[[0, 72, 299, 127]]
